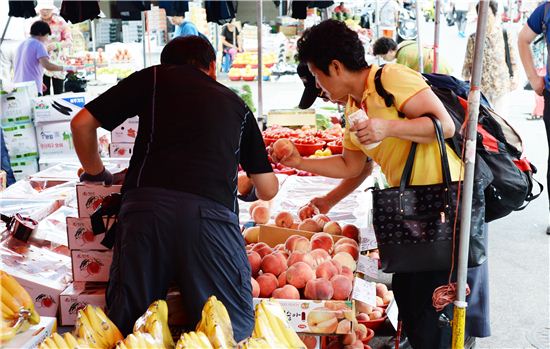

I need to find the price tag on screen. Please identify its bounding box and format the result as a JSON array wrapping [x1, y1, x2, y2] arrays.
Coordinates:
[[356, 255, 379, 279], [360, 226, 378, 251], [386, 299, 399, 330], [351, 277, 376, 306]]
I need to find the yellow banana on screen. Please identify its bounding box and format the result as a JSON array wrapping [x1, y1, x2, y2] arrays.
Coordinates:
[[253, 305, 286, 348], [95, 307, 124, 344], [51, 332, 69, 349], [1, 302, 16, 320], [1, 285, 23, 316], [43, 336, 58, 348], [115, 340, 128, 349], [75, 310, 103, 348], [0, 319, 17, 345], [63, 332, 80, 348], [0, 271, 39, 324], [134, 300, 174, 349], [261, 300, 305, 349], [84, 305, 113, 348]]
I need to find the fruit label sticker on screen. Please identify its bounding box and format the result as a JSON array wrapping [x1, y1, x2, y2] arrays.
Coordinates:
[[360, 226, 377, 252], [356, 255, 378, 279], [351, 277, 376, 306], [386, 299, 399, 330]]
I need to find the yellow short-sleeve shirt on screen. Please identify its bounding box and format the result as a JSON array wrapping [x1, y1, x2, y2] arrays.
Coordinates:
[[343, 64, 463, 187]]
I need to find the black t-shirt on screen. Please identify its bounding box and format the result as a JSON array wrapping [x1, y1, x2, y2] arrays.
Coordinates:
[[85, 64, 272, 213], [221, 26, 239, 49]]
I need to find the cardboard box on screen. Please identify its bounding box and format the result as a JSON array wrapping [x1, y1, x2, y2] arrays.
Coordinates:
[[4, 316, 57, 349], [279, 25, 297, 37], [2, 122, 38, 158], [59, 282, 107, 325], [32, 93, 88, 123], [258, 224, 346, 247], [252, 298, 353, 334], [0, 84, 34, 125], [66, 217, 111, 250], [34, 121, 74, 158], [76, 183, 122, 218], [71, 250, 113, 282], [10, 156, 38, 181], [109, 143, 134, 158], [111, 117, 138, 143]]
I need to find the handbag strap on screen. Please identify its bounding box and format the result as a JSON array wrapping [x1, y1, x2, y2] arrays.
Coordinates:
[[399, 116, 453, 208]]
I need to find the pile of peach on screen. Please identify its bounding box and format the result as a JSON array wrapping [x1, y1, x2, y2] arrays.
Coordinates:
[[246, 232, 359, 301]]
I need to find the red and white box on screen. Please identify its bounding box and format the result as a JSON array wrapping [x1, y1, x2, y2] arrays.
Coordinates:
[[7, 316, 57, 349], [111, 116, 138, 143], [71, 250, 113, 282], [76, 183, 122, 218], [109, 143, 134, 158], [66, 217, 112, 250], [59, 282, 107, 325]]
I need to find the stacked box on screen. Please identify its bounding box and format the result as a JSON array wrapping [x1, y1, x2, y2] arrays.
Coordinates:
[[109, 116, 138, 158], [59, 282, 107, 325], [122, 21, 144, 43]]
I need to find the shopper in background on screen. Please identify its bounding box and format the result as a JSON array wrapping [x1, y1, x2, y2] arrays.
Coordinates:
[[221, 19, 241, 72], [379, 0, 400, 39], [274, 19, 489, 348], [31, 0, 72, 95], [518, 2, 550, 235], [71, 35, 278, 338], [453, 0, 469, 37], [462, 1, 518, 113], [0, 130, 16, 187], [14, 21, 70, 95], [372, 37, 452, 74], [334, 2, 350, 14], [170, 16, 199, 37]]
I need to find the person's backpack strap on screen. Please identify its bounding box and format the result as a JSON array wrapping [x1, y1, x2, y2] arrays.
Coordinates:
[[503, 29, 513, 78], [373, 65, 406, 117]]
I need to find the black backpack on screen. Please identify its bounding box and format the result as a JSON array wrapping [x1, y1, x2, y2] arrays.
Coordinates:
[[373, 66, 543, 222]]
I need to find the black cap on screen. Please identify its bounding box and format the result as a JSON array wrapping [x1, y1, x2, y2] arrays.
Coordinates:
[[297, 62, 323, 109]]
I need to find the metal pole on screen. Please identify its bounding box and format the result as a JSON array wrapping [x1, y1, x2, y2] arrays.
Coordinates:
[[90, 19, 96, 52], [433, 0, 441, 73], [0, 16, 12, 49], [415, 0, 423, 73], [256, 0, 263, 121], [141, 11, 147, 69], [452, 1, 489, 349], [376, 0, 380, 65]]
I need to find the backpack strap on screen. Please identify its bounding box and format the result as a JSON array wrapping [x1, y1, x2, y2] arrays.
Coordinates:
[[373, 65, 406, 117]]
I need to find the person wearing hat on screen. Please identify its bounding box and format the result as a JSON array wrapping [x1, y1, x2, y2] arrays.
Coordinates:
[[30, 0, 72, 95], [297, 62, 374, 214]]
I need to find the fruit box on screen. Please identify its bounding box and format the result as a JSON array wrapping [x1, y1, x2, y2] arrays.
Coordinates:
[[59, 282, 107, 325], [71, 250, 113, 282], [66, 217, 112, 250], [109, 142, 134, 158], [76, 183, 122, 218], [32, 93, 88, 123], [5, 316, 57, 349], [258, 224, 346, 247], [111, 116, 139, 143], [252, 298, 354, 335], [1, 239, 72, 317]]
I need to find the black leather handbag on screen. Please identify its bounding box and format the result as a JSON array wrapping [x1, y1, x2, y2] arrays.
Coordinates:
[[371, 116, 487, 273]]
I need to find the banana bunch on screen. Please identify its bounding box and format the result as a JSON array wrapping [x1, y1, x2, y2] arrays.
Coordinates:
[[252, 300, 306, 349], [74, 305, 123, 348], [115, 332, 160, 349], [1, 270, 40, 325], [196, 296, 236, 349], [237, 337, 271, 349], [133, 300, 174, 349], [38, 332, 87, 349], [175, 331, 213, 349]]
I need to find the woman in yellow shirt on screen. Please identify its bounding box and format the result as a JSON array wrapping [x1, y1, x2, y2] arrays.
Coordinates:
[[275, 20, 489, 348]]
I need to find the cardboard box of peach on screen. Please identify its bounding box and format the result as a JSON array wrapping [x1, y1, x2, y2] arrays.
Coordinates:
[[243, 202, 361, 334]]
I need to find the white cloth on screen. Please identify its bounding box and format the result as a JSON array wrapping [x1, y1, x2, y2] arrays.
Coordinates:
[[379, 0, 400, 27], [0, 40, 23, 85]]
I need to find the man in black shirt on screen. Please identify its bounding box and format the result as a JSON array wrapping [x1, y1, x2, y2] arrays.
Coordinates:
[[71, 36, 278, 339]]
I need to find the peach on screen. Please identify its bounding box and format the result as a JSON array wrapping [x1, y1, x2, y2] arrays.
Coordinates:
[[324, 301, 350, 312], [310, 232, 334, 254], [340, 266, 354, 281], [355, 301, 373, 315], [251, 242, 272, 258], [278, 271, 287, 287], [304, 278, 334, 300], [251, 277, 260, 297], [336, 319, 351, 334], [261, 251, 287, 276], [298, 335, 317, 349], [237, 172, 253, 195], [285, 235, 310, 253], [370, 310, 383, 320], [274, 243, 286, 252], [287, 251, 314, 267], [383, 290, 394, 304], [306, 307, 338, 333], [298, 218, 321, 232], [342, 331, 356, 345], [242, 226, 260, 244], [273, 139, 294, 159], [346, 340, 364, 349], [376, 283, 388, 298], [309, 248, 331, 268], [316, 260, 339, 281], [331, 259, 343, 274], [356, 313, 369, 322], [256, 273, 278, 298], [355, 323, 368, 341], [252, 205, 270, 224], [298, 205, 319, 221], [312, 214, 331, 228], [376, 296, 384, 307], [323, 221, 342, 235], [331, 275, 353, 300], [342, 224, 360, 241], [248, 200, 268, 215], [332, 252, 356, 271], [334, 243, 359, 261], [275, 211, 294, 228], [286, 261, 315, 289], [326, 340, 344, 349], [334, 237, 359, 249], [271, 284, 300, 300], [247, 250, 262, 276]]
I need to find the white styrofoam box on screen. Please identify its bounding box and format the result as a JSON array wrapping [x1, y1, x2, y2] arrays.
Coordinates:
[[0, 83, 34, 125], [10, 156, 38, 181], [66, 216, 110, 250], [109, 143, 134, 158], [6, 316, 57, 349], [32, 93, 88, 123], [1, 122, 38, 157], [60, 282, 107, 325], [76, 183, 122, 218], [35, 121, 74, 158], [111, 116, 138, 143]]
